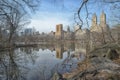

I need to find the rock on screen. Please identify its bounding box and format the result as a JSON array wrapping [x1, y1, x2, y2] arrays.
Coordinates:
[[107, 49, 119, 60], [89, 55, 98, 58], [63, 57, 120, 80], [61, 43, 120, 80], [51, 72, 64, 80], [89, 43, 120, 59]]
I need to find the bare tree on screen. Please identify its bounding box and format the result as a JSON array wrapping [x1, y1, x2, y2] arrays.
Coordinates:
[[75, 0, 120, 27], [0, 0, 40, 47]]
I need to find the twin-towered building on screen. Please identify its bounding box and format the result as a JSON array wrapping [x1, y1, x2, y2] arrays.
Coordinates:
[[54, 11, 119, 43], [90, 11, 109, 32], [19, 11, 119, 43], [55, 11, 110, 41]]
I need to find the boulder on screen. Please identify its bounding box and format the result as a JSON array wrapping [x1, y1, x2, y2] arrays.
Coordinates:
[[107, 49, 119, 60]]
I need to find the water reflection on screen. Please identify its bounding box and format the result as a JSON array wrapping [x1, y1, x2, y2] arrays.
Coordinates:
[[0, 49, 28, 80], [0, 42, 87, 80], [55, 44, 64, 59]]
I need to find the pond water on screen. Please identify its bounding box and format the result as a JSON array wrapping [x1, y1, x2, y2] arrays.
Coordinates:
[[0, 42, 87, 80]]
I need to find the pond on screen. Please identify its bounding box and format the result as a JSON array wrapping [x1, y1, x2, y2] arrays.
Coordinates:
[[0, 42, 87, 80]]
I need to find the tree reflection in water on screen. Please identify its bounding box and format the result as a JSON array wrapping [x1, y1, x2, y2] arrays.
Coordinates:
[[0, 49, 24, 80], [0, 42, 87, 80], [0, 48, 37, 80]]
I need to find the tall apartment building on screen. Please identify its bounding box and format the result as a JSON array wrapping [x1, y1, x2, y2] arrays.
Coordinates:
[[55, 24, 63, 39]]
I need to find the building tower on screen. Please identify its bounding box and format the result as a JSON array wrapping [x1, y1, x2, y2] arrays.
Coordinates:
[[92, 13, 97, 27], [90, 13, 98, 31], [99, 11, 108, 32], [100, 11, 106, 25], [55, 24, 63, 39]]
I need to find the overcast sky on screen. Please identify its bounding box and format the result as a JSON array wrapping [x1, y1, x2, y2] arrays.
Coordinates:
[[27, 0, 117, 33]]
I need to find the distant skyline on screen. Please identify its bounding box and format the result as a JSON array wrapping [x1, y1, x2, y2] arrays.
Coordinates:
[[27, 0, 118, 33]]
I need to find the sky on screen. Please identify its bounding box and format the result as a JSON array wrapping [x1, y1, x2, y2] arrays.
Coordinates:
[[27, 0, 118, 33], [28, 0, 80, 33]]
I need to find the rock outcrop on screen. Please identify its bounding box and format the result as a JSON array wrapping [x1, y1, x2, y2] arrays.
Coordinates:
[[59, 43, 120, 80]]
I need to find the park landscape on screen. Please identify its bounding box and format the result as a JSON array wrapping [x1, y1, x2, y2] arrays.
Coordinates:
[[0, 0, 120, 80]]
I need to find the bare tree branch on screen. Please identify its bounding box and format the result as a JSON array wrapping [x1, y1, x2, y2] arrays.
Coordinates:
[[85, 2, 89, 28], [74, 0, 88, 28]]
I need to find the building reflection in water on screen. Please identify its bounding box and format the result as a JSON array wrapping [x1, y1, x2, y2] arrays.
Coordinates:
[[0, 42, 89, 80], [55, 44, 64, 59], [55, 42, 75, 59], [54, 42, 87, 59], [19, 42, 87, 60], [53, 42, 87, 74], [72, 42, 87, 60]]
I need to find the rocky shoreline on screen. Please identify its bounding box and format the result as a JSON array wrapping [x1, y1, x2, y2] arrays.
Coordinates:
[[51, 43, 120, 80]]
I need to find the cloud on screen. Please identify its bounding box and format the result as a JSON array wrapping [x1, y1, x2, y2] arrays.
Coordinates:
[[28, 12, 73, 33], [27, 0, 80, 33]]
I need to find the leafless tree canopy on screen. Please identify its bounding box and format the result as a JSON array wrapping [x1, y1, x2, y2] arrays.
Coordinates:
[[0, 0, 120, 45], [0, 0, 40, 44]]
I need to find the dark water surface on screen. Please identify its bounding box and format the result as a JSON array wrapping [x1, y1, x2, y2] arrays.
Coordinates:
[[0, 42, 86, 80]]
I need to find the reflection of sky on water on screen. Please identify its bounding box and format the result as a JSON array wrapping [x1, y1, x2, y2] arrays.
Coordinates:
[[27, 49, 73, 80], [0, 42, 86, 80]]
